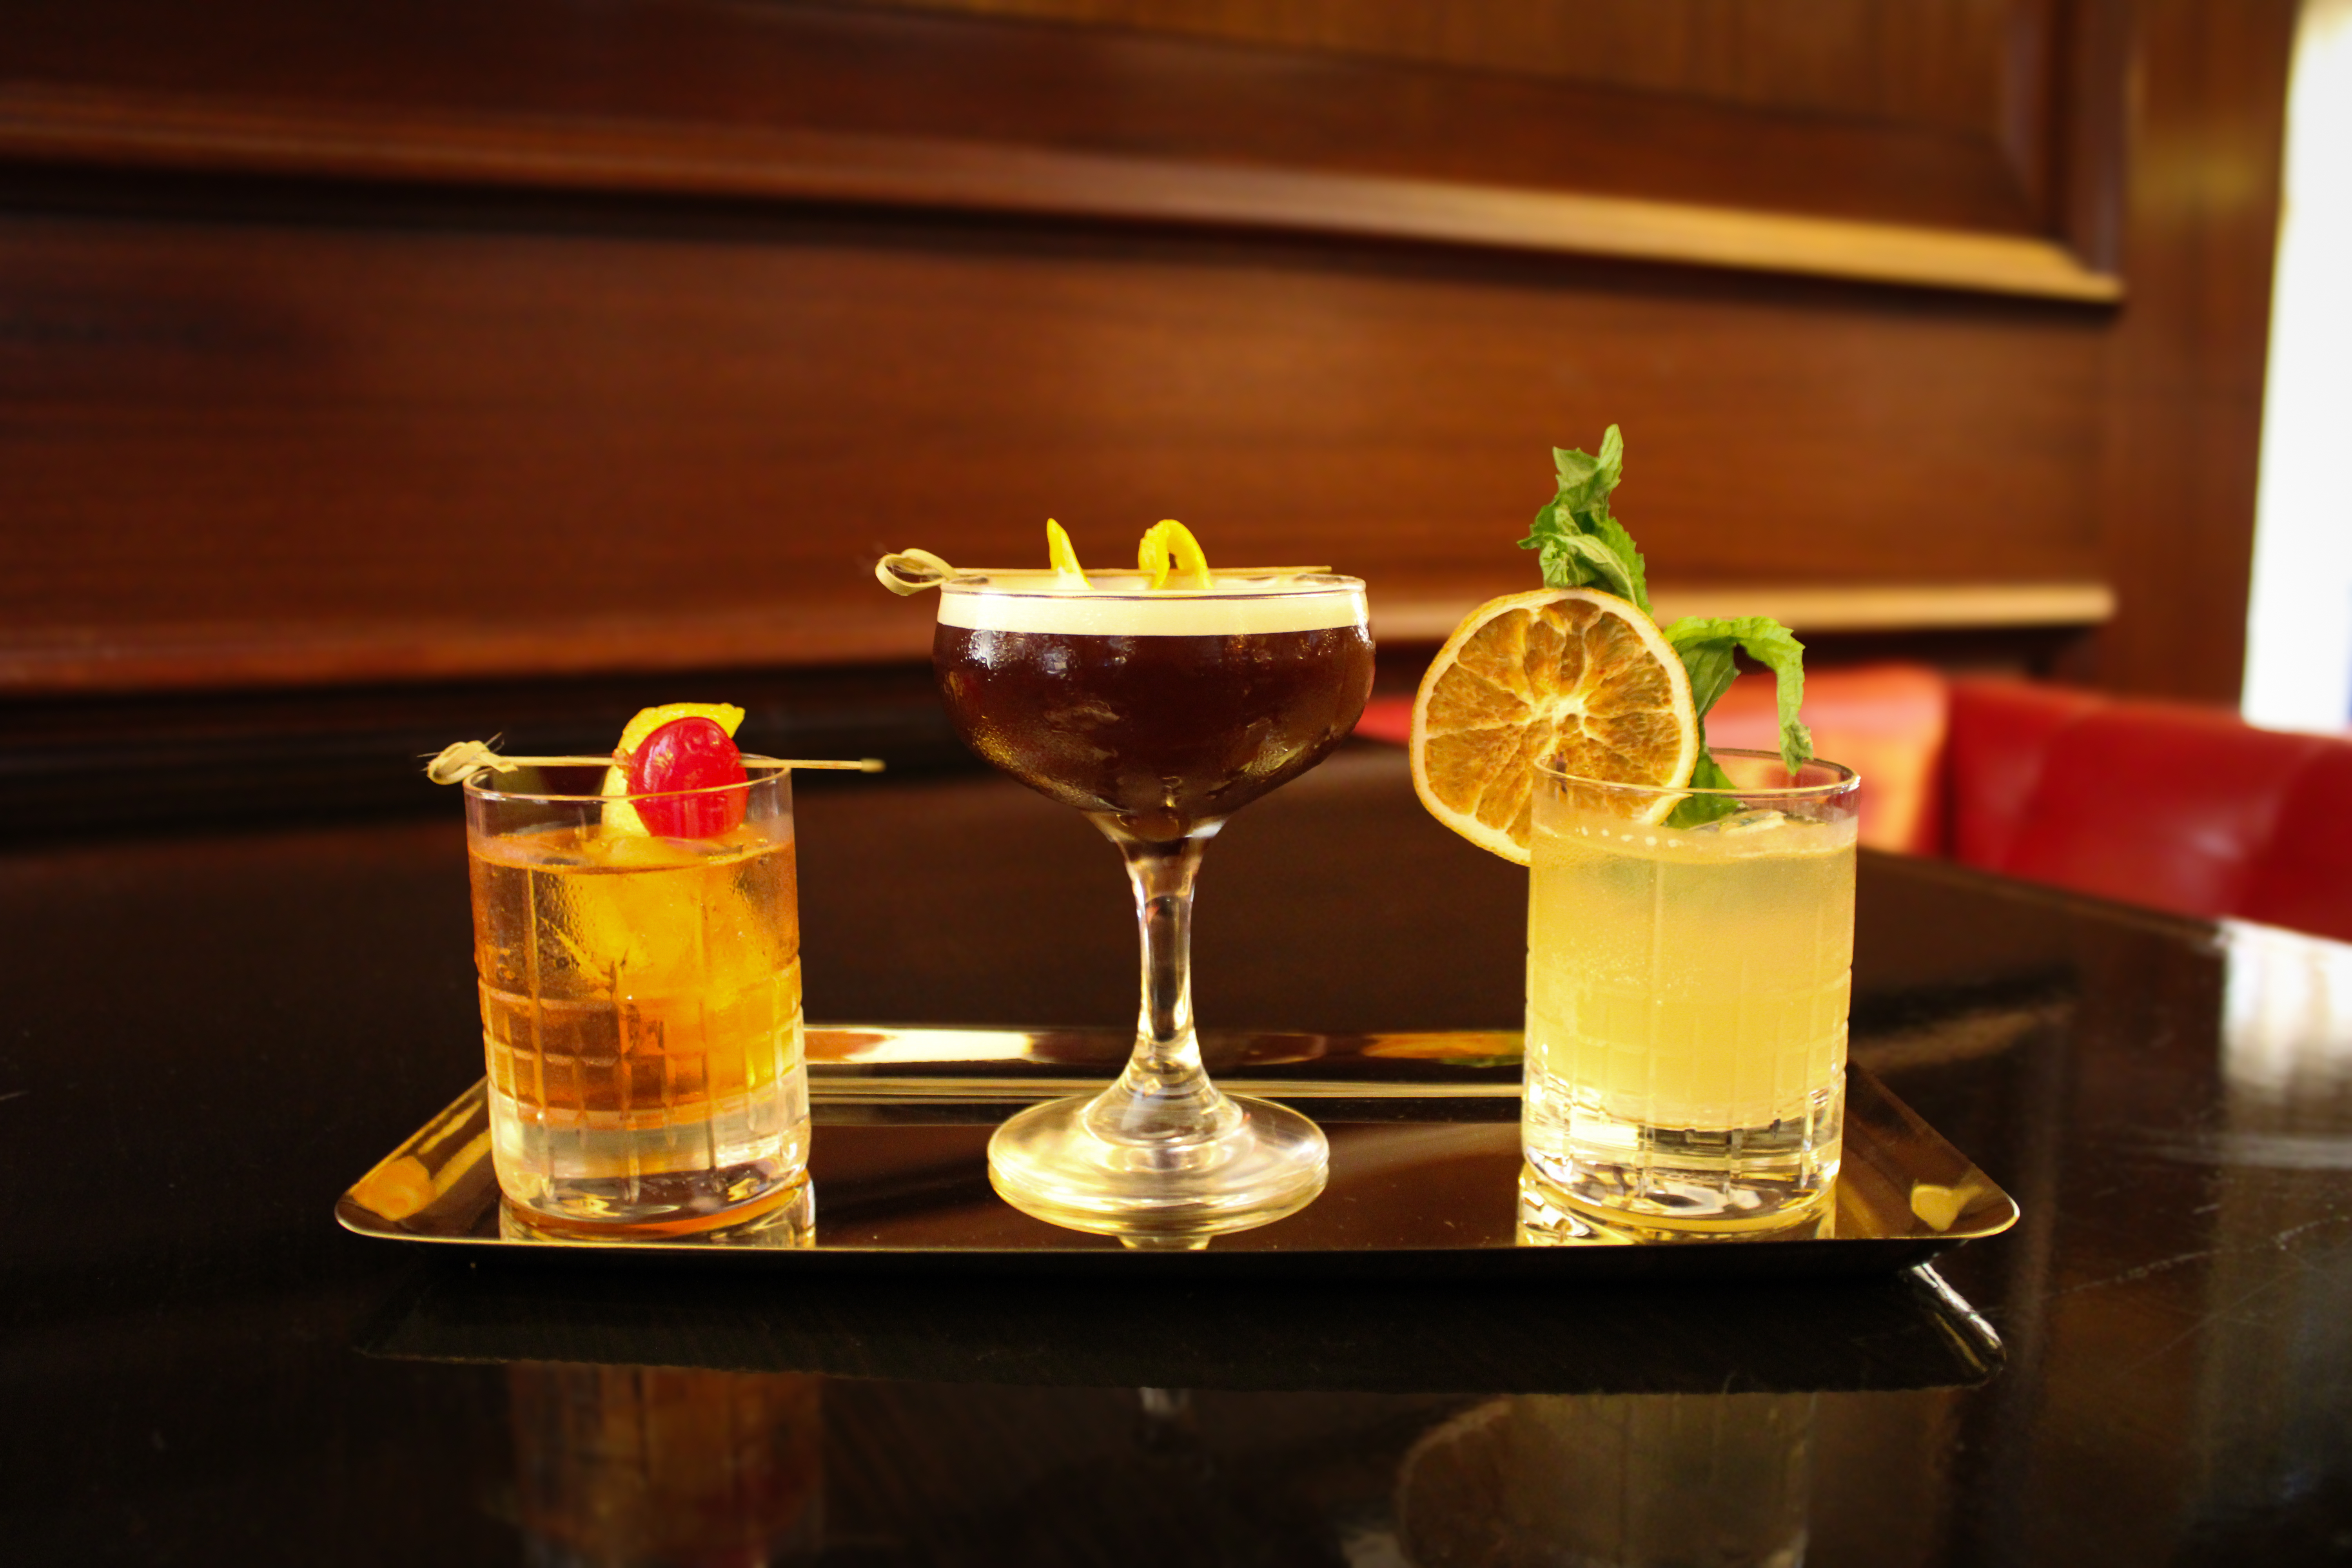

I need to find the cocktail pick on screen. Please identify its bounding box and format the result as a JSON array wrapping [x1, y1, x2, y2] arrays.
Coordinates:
[[424, 740, 883, 786], [875, 541, 1329, 593], [875, 548, 956, 595]]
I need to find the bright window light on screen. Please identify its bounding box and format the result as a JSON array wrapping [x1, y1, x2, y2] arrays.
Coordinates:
[[2244, 0, 2352, 733]]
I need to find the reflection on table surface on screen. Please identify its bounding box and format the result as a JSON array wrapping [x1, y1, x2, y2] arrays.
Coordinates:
[[505, 1364, 822, 1567], [465, 1369, 1844, 1568], [6, 752, 2352, 1563]]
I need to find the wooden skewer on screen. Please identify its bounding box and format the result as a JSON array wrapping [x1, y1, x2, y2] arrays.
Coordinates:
[[902, 565, 1334, 578], [877, 548, 1335, 595], [426, 742, 884, 786]]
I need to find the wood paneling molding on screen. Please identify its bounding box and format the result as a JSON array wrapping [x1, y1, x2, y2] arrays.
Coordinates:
[[1373, 583, 2118, 644], [0, 0, 2288, 714], [0, 84, 2119, 301], [1, 584, 2120, 697]]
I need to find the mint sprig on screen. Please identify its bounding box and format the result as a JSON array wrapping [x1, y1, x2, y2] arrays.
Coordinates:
[[1518, 425, 1650, 612], [1664, 616, 1813, 773], [1523, 429, 1814, 828], [1660, 617, 1813, 828]]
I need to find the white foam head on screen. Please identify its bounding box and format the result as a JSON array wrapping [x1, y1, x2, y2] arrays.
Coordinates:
[[937, 573, 1367, 636]]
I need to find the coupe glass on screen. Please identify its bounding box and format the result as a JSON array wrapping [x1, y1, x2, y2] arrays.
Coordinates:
[[932, 570, 1374, 1238]]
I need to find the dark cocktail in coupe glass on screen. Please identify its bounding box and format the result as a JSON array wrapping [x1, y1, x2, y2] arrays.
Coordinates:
[[934, 571, 1373, 1238]]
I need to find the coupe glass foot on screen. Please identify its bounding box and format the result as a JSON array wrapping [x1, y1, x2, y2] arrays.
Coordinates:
[[987, 1092, 1328, 1240]]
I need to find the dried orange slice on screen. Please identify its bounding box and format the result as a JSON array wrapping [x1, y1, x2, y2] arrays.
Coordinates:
[[1409, 588, 1699, 861]]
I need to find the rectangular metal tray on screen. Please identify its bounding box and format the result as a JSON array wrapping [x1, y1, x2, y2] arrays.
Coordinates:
[[338, 1027, 2017, 1278]]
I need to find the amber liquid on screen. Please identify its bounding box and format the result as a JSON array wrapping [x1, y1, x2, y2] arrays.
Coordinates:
[[468, 821, 808, 1225], [935, 624, 1375, 837]]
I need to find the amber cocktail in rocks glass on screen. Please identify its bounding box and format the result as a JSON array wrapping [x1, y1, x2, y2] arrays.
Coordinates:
[[464, 761, 809, 1234], [933, 571, 1373, 1237]]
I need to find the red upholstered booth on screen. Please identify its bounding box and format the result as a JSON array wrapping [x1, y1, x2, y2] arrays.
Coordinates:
[[1354, 671, 2352, 943], [1942, 679, 2352, 942]]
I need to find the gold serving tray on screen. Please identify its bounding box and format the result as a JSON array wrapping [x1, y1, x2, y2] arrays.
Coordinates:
[[338, 1027, 2017, 1278]]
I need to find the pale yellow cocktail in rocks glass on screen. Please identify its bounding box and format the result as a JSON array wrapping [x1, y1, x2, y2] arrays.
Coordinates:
[[1523, 748, 1859, 1229]]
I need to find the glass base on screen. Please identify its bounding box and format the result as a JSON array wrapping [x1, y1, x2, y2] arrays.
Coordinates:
[[1523, 1080, 1840, 1228], [987, 1091, 1328, 1240], [494, 1158, 809, 1238], [1517, 1163, 1835, 1245]]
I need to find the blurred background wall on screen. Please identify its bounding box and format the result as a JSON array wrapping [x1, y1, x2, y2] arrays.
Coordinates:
[[0, 0, 2301, 827]]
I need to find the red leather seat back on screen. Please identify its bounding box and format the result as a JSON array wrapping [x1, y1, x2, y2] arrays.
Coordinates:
[[1949, 678, 2352, 938], [1998, 706, 2331, 921], [1943, 679, 2105, 866], [2238, 746, 2352, 943]]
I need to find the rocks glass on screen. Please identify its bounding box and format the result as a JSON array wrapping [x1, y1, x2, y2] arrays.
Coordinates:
[[1523, 748, 1860, 1232]]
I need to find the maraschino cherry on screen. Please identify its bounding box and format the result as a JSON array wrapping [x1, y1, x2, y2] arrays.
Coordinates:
[[625, 717, 748, 837]]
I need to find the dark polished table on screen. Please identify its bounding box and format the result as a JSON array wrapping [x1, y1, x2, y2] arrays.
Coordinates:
[[6, 748, 2350, 1564]]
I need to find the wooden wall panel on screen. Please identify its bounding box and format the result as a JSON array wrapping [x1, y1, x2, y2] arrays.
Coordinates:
[[849, 0, 2020, 138], [0, 0, 2297, 734], [0, 0, 2085, 262], [0, 204, 2101, 694]]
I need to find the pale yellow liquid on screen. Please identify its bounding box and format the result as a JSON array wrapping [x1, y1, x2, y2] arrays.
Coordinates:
[[1524, 806, 1855, 1218]]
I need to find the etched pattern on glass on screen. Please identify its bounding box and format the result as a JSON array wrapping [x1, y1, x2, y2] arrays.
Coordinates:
[[470, 824, 809, 1218], [1525, 808, 1854, 1221]]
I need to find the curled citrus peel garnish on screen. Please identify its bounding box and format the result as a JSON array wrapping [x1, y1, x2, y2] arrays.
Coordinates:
[[876, 522, 1323, 594], [1045, 519, 1090, 588], [1138, 519, 1211, 590]]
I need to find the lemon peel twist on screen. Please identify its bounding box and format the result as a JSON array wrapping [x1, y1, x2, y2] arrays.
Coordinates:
[[1045, 519, 1091, 588], [1138, 520, 1211, 590]]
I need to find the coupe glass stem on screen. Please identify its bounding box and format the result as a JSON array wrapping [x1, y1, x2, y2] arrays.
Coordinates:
[[1083, 822, 1242, 1146]]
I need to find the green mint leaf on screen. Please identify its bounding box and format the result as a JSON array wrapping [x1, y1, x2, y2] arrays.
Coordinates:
[[1665, 745, 1743, 829], [1668, 631, 1739, 717], [1515, 424, 1649, 613], [1663, 616, 1815, 773], [1553, 533, 1640, 603], [1586, 515, 1649, 612], [1551, 424, 1624, 515]]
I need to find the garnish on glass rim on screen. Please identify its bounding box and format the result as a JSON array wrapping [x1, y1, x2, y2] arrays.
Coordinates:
[[425, 741, 882, 785], [875, 521, 1327, 596], [606, 703, 752, 837], [1410, 425, 1815, 858], [1516, 426, 1813, 817]]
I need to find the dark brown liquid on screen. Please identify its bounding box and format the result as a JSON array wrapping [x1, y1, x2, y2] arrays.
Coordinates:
[[935, 623, 1375, 839]]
